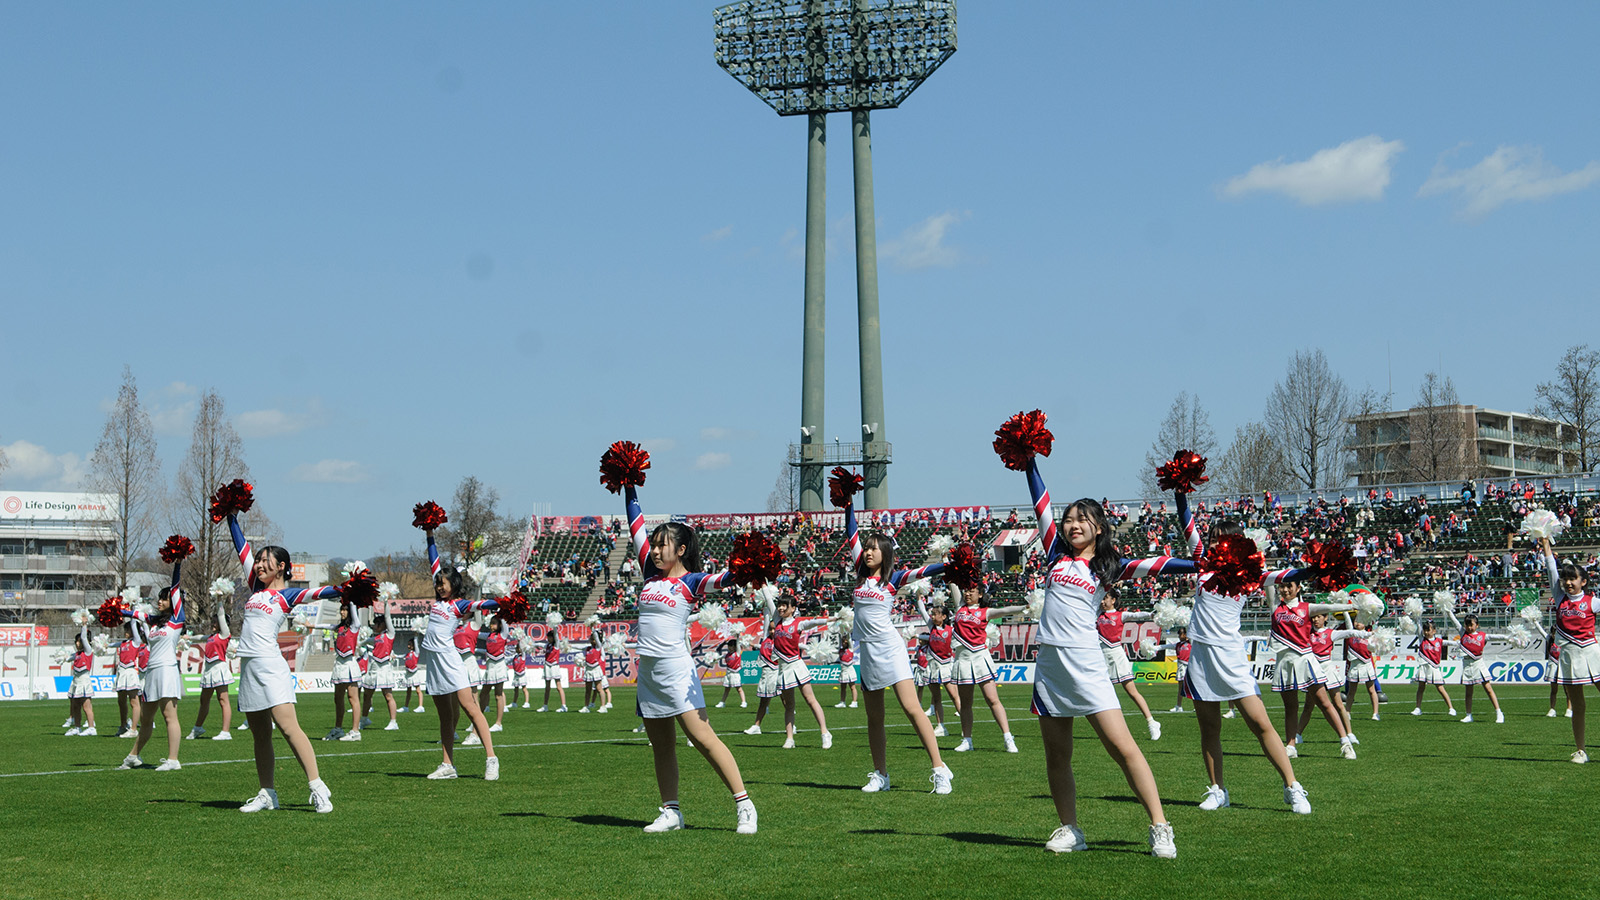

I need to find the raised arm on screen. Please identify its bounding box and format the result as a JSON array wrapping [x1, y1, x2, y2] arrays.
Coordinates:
[[1176, 490, 1202, 559], [625, 486, 651, 577], [1541, 537, 1562, 599], [1123, 611, 1154, 623], [79, 622, 90, 654], [844, 500, 861, 569], [1445, 609, 1463, 633], [426, 531, 441, 578], [227, 514, 257, 591], [1116, 556, 1197, 581], [383, 603, 394, 638], [1025, 460, 1062, 565], [1261, 566, 1316, 587], [986, 605, 1026, 620], [1307, 601, 1357, 616], [216, 601, 230, 639]]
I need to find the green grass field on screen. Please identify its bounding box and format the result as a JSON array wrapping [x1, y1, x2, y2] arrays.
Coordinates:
[[1, 684, 1592, 900]]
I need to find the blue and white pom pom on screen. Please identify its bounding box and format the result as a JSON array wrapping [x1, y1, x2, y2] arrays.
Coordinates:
[[1520, 509, 1564, 541]]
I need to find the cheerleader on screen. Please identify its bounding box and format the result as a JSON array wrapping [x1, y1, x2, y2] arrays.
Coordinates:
[[1008, 456, 1180, 856], [837, 493, 952, 795], [581, 632, 613, 712], [941, 585, 1024, 753], [188, 603, 233, 740], [399, 644, 426, 714], [113, 623, 143, 737], [118, 570, 188, 772], [421, 524, 502, 781], [478, 617, 510, 731], [761, 593, 834, 749], [360, 608, 400, 731], [1292, 612, 1364, 748], [912, 642, 931, 705], [741, 625, 780, 735], [1539, 536, 1600, 763], [1409, 619, 1456, 717], [834, 641, 858, 708], [1165, 627, 1191, 713], [224, 507, 350, 812], [326, 603, 362, 741], [536, 630, 569, 713], [715, 640, 747, 709], [1269, 580, 1359, 758], [1096, 595, 1162, 741], [511, 638, 533, 709], [613, 478, 757, 835], [921, 604, 961, 736], [1541, 633, 1570, 718], [1444, 610, 1504, 724], [65, 623, 97, 736], [1343, 624, 1382, 721]]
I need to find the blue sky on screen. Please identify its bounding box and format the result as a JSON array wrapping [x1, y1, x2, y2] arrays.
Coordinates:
[[2, 2, 1596, 558]]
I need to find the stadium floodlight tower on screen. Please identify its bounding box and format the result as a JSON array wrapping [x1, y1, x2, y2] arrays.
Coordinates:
[[715, 0, 956, 512]]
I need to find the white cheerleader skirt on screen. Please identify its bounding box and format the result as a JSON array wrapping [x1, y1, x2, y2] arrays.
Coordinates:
[[1319, 658, 1346, 688], [1346, 659, 1376, 684], [1459, 657, 1493, 686], [68, 672, 94, 699], [331, 658, 362, 685], [857, 636, 914, 691], [635, 655, 704, 719], [1102, 643, 1134, 684], [839, 664, 857, 685], [757, 665, 781, 699], [1175, 662, 1191, 699], [1555, 641, 1600, 685], [1184, 642, 1259, 703], [1412, 661, 1445, 685], [1030, 644, 1120, 718], [142, 666, 183, 702], [952, 645, 997, 685], [776, 659, 812, 691], [465, 654, 484, 687], [371, 659, 399, 690], [237, 655, 296, 712], [483, 659, 508, 686], [585, 664, 607, 684], [406, 667, 424, 688], [913, 665, 929, 688], [721, 668, 741, 688], [1273, 649, 1325, 692], [200, 661, 234, 690], [543, 663, 563, 683], [927, 657, 953, 684], [424, 648, 471, 697], [114, 667, 142, 693]]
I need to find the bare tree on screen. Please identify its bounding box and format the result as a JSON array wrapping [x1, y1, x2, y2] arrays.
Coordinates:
[[1401, 371, 1474, 483], [765, 459, 799, 513], [1264, 349, 1351, 490], [1139, 392, 1218, 497], [435, 476, 519, 575], [1345, 386, 1393, 483], [172, 390, 276, 623], [1534, 344, 1600, 472], [1212, 422, 1292, 497], [86, 367, 162, 596]]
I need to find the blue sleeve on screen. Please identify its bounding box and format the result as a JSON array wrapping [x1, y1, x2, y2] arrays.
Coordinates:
[[1025, 461, 1063, 565], [427, 533, 441, 576], [228, 514, 258, 591], [888, 562, 945, 590]]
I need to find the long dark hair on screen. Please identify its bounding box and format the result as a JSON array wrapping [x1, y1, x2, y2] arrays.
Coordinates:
[[855, 532, 896, 584], [1559, 559, 1590, 591], [255, 546, 292, 585], [1061, 498, 1120, 597], [648, 522, 702, 576], [436, 567, 464, 599]]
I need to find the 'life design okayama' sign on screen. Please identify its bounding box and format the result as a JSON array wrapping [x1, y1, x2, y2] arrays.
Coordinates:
[[0, 491, 119, 522]]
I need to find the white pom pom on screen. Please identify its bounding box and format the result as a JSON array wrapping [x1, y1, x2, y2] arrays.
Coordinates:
[[209, 577, 235, 598], [1403, 596, 1424, 618], [358, 625, 373, 642], [1432, 590, 1456, 611], [757, 583, 779, 607], [1135, 637, 1158, 660], [226, 641, 239, 659], [379, 581, 400, 601], [737, 631, 756, 650], [1244, 528, 1271, 552], [1368, 626, 1397, 655], [925, 534, 955, 558], [134, 602, 154, 618], [836, 606, 855, 634], [91, 635, 111, 654], [558, 637, 572, 653], [1025, 588, 1045, 622], [1519, 604, 1543, 624], [176, 636, 193, 655], [805, 632, 839, 663], [584, 613, 601, 628], [1506, 621, 1535, 649], [341, 560, 368, 579], [986, 622, 1001, 649], [52, 647, 72, 665], [71, 608, 91, 626], [1396, 615, 1418, 634], [485, 581, 507, 599], [508, 625, 526, 642], [602, 632, 628, 656], [897, 578, 932, 600], [1519, 508, 1565, 541], [545, 611, 563, 627], [1353, 592, 1386, 625], [898, 622, 920, 641], [695, 604, 728, 632]]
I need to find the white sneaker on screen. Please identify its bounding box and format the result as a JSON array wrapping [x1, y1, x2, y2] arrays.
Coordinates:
[[1447, 708, 1457, 716], [397, 707, 409, 713], [1410, 708, 1422, 716], [463, 732, 482, 746], [80, 726, 96, 736], [923, 706, 934, 717], [736, 799, 758, 835], [117, 755, 143, 770], [1198, 784, 1229, 811], [484, 757, 500, 781], [556, 706, 568, 713], [114, 726, 129, 738], [61, 718, 74, 728], [1461, 714, 1474, 724], [1285, 744, 1298, 759], [1284, 781, 1312, 814], [239, 789, 279, 812], [743, 725, 762, 736], [1169, 705, 1184, 713], [716, 701, 726, 708], [322, 727, 344, 741], [861, 771, 890, 792], [953, 738, 973, 752], [488, 723, 503, 733], [833, 702, 846, 708], [1147, 718, 1162, 741], [1567, 708, 1575, 718], [848, 701, 857, 708], [1371, 713, 1381, 721], [212, 731, 232, 741], [1045, 823, 1087, 853], [187, 726, 205, 740], [822, 732, 833, 750], [741, 701, 748, 708], [1573, 750, 1590, 765], [1495, 710, 1505, 724], [632, 725, 645, 733], [1348, 733, 1359, 745], [339, 730, 362, 742], [427, 763, 458, 780], [64, 727, 80, 736], [643, 806, 684, 833], [578, 706, 591, 714], [1149, 822, 1177, 859], [1340, 740, 1357, 760], [930, 765, 954, 795], [1547, 708, 1559, 717], [536, 705, 548, 713], [1292, 733, 1302, 745], [782, 736, 796, 749], [1223, 708, 1236, 719], [598, 705, 610, 713], [238, 721, 251, 729], [1003, 733, 1018, 753], [309, 782, 333, 813], [521, 702, 530, 709], [415, 705, 426, 713], [932, 724, 947, 738], [155, 759, 181, 771], [384, 721, 400, 731]]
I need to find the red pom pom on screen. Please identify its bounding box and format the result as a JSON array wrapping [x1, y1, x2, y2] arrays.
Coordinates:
[[828, 467, 863, 509], [943, 543, 982, 591], [412, 501, 448, 531], [1304, 540, 1357, 591], [1201, 534, 1265, 597], [339, 570, 378, 608], [95, 597, 127, 628], [158, 535, 195, 564], [992, 410, 1054, 472], [727, 531, 785, 588], [497, 590, 529, 624], [209, 479, 255, 523], [599, 441, 651, 494], [1156, 450, 1209, 494]]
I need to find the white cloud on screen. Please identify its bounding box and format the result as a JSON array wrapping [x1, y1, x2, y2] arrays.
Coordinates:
[[147, 381, 200, 436], [1, 440, 88, 489], [695, 452, 732, 471], [640, 437, 677, 453], [1222, 135, 1404, 205], [1418, 145, 1600, 217], [288, 459, 371, 484], [702, 225, 733, 243], [700, 427, 758, 441], [236, 399, 328, 439], [880, 211, 967, 269]]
